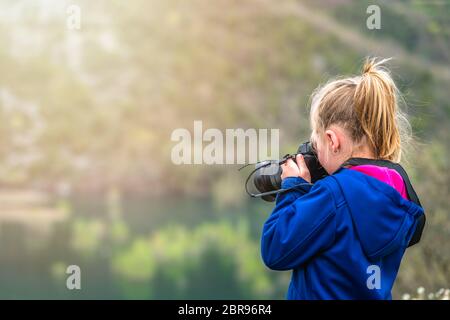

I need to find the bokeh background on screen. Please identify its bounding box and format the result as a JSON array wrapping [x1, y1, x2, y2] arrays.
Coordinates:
[[0, 0, 448, 299]]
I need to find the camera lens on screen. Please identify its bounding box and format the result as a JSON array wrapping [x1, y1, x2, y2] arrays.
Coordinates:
[[247, 141, 328, 202], [253, 160, 282, 202]]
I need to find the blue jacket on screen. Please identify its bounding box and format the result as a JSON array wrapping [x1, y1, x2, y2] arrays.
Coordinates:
[[261, 167, 424, 300]]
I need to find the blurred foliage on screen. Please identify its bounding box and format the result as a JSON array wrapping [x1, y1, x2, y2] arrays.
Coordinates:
[[111, 221, 275, 299], [70, 218, 105, 257], [402, 287, 449, 300]]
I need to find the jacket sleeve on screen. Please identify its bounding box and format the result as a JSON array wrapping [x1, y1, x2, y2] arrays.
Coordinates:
[[261, 177, 336, 271]]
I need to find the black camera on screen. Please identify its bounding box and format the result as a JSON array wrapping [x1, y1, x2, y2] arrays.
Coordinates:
[[246, 142, 328, 202]]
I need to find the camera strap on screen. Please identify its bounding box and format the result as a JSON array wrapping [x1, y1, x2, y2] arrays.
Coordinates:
[[341, 157, 425, 247]]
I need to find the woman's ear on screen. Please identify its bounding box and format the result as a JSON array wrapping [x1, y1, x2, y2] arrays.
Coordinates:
[[324, 129, 340, 153]]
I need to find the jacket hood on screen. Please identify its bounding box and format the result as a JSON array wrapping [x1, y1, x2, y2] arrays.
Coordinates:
[[332, 168, 424, 260]]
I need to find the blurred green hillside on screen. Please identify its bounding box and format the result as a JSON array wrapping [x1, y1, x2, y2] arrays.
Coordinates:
[[1, 0, 448, 194], [0, 0, 448, 299]]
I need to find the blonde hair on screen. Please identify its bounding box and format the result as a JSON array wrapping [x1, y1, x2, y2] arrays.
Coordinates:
[[310, 57, 410, 162]]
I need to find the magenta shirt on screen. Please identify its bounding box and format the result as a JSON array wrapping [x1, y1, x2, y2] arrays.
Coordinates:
[[348, 165, 408, 200]]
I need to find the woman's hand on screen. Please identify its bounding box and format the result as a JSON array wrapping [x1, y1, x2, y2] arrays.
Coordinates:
[[281, 154, 312, 183]]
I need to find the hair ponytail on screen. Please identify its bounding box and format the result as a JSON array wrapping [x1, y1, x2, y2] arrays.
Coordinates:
[[354, 57, 402, 161], [310, 57, 410, 162]]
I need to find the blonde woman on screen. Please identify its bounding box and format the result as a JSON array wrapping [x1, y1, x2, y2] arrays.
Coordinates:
[[261, 58, 425, 299]]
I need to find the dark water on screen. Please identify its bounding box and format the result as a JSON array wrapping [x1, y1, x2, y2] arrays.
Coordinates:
[[0, 196, 288, 299]]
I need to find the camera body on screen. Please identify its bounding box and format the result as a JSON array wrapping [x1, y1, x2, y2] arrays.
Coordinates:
[[253, 142, 328, 201]]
